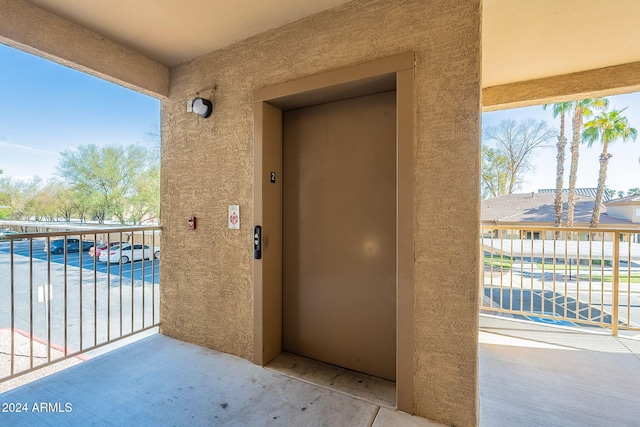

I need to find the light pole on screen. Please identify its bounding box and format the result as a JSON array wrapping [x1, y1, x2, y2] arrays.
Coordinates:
[[568, 258, 572, 280]]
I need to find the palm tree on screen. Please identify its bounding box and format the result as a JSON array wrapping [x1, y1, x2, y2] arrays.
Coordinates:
[[582, 108, 638, 228], [543, 102, 571, 228], [566, 98, 609, 227]]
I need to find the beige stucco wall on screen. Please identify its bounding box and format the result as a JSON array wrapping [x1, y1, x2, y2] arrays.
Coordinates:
[[161, 0, 481, 425], [607, 204, 640, 223]]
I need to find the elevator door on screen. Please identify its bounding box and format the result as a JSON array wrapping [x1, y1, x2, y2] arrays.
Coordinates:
[[282, 90, 396, 381]]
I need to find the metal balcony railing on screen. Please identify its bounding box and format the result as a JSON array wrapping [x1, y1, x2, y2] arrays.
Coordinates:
[[480, 223, 640, 335], [0, 226, 161, 383]]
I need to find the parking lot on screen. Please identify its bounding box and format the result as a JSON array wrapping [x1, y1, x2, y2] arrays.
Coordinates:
[[1, 238, 159, 283], [0, 238, 160, 360]]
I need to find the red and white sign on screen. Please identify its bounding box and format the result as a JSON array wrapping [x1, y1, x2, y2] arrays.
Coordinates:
[[228, 205, 240, 229]]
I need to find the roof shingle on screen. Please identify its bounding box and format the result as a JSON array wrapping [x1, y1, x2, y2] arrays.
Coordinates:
[[481, 192, 632, 225]]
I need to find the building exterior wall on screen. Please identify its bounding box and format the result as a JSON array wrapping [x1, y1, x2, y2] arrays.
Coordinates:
[[607, 204, 640, 223], [161, 0, 480, 425]]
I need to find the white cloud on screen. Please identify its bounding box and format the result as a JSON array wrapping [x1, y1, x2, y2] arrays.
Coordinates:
[[0, 140, 53, 155]]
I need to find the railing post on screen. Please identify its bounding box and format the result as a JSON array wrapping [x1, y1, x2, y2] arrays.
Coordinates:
[[10, 239, 15, 377], [612, 232, 620, 337]]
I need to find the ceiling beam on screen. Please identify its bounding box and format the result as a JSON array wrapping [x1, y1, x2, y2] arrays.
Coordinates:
[[482, 61, 640, 111], [0, 0, 169, 99]]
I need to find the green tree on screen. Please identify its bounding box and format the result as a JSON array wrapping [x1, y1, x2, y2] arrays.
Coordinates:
[[125, 151, 159, 224], [0, 174, 13, 219], [70, 191, 96, 223], [566, 98, 609, 227], [11, 177, 42, 220], [583, 109, 638, 227], [57, 144, 159, 224], [627, 188, 640, 196], [0, 175, 78, 221], [28, 180, 60, 221], [543, 102, 571, 227], [481, 145, 510, 198], [483, 118, 556, 196], [44, 180, 76, 221]]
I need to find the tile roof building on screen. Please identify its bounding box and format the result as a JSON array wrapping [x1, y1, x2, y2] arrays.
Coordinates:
[[536, 187, 611, 202], [482, 192, 635, 227], [605, 194, 640, 224]]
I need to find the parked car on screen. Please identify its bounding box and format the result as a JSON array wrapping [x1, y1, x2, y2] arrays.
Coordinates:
[[0, 229, 30, 241], [98, 243, 160, 264], [44, 238, 94, 254], [89, 241, 121, 258], [0, 229, 19, 239]]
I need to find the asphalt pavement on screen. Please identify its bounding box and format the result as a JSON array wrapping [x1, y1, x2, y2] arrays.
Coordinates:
[[1, 239, 159, 283], [0, 238, 160, 368]]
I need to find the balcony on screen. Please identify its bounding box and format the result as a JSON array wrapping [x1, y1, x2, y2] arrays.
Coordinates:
[[481, 224, 640, 336], [0, 316, 638, 426], [1, 224, 640, 426], [0, 225, 161, 383]]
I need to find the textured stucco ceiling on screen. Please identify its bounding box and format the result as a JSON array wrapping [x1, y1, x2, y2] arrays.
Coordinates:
[[23, 0, 640, 87], [482, 0, 640, 87]]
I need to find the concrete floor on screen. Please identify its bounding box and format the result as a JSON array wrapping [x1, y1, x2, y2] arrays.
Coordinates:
[[0, 333, 443, 427], [1, 316, 640, 426], [479, 315, 640, 426]]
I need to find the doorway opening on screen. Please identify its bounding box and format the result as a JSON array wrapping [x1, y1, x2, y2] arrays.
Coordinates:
[[253, 53, 414, 412]]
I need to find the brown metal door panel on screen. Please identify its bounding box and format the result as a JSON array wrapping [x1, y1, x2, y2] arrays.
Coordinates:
[[282, 91, 396, 381]]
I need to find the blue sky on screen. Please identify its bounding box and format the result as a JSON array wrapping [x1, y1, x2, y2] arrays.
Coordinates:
[[483, 93, 640, 194], [1, 42, 639, 194], [0, 43, 160, 182]]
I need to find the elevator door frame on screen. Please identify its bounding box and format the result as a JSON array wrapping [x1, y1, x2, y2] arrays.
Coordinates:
[[252, 53, 415, 413]]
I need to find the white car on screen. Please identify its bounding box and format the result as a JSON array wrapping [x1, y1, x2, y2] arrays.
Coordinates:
[[98, 243, 160, 264]]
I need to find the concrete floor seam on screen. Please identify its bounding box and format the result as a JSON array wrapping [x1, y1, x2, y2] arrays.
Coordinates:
[[368, 406, 381, 427], [263, 363, 396, 410]]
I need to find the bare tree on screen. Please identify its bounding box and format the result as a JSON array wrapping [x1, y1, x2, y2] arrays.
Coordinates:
[[483, 119, 556, 195]]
